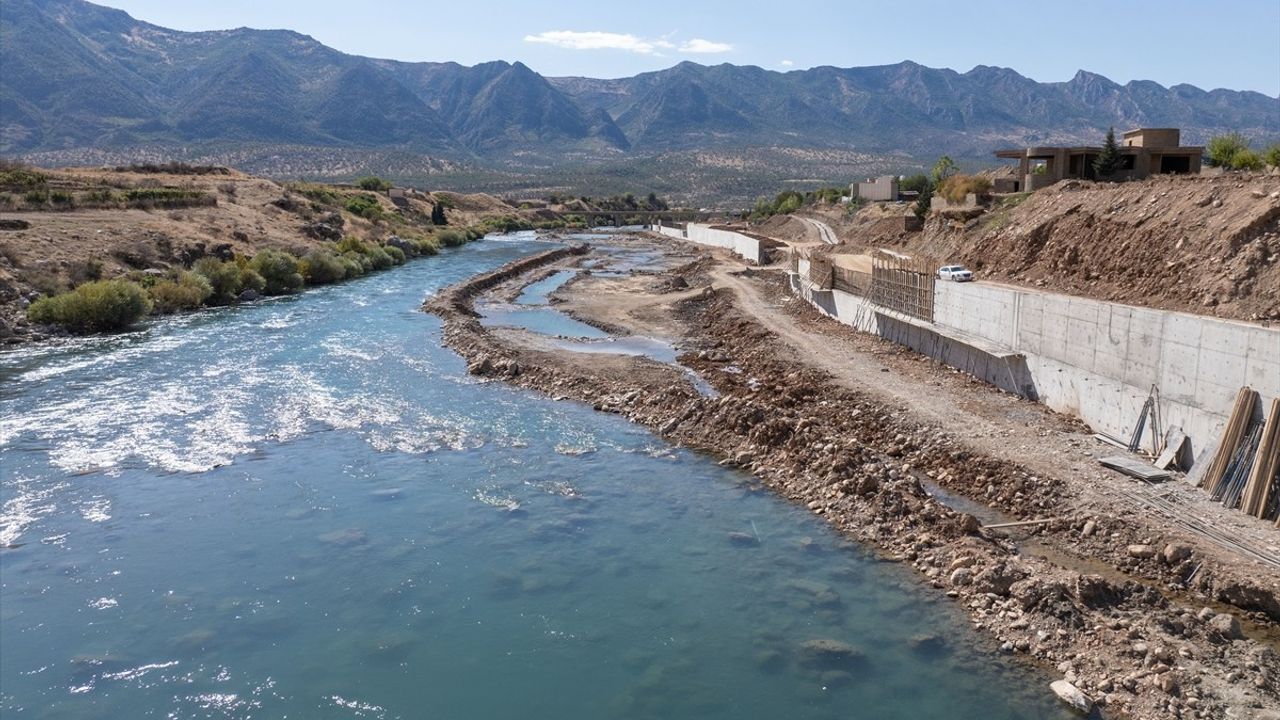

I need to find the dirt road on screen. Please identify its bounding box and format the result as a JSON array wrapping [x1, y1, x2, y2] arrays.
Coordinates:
[[797, 216, 839, 244]]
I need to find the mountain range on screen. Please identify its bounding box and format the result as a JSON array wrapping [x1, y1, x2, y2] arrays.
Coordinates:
[[2, 0, 1278, 200]]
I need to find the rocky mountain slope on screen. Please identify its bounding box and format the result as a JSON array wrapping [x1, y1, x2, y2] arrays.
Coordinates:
[[3, 0, 1276, 167]]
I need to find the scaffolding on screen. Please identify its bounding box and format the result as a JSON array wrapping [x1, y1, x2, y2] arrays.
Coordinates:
[[870, 252, 936, 321]]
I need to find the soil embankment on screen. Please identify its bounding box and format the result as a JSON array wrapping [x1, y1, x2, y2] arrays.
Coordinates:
[[426, 236, 1280, 720], [791, 172, 1280, 323]]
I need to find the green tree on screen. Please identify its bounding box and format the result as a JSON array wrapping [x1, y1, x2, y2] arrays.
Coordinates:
[[913, 184, 933, 220], [431, 202, 447, 225], [931, 156, 958, 184], [899, 174, 931, 194], [1093, 127, 1122, 178]]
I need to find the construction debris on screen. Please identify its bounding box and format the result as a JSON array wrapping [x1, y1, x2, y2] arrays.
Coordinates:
[[1099, 456, 1173, 482], [1202, 388, 1257, 495], [1241, 397, 1280, 519]]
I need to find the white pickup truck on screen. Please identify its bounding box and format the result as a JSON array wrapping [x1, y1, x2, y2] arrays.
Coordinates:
[[937, 265, 974, 282]]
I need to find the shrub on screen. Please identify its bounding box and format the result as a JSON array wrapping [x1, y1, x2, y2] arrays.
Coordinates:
[[338, 254, 365, 278], [1230, 149, 1265, 171], [192, 257, 243, 303], [383, 245, 406, 265], [1265, 144, 1280, 169], [437, 229, 468, 247], [28, 279, 153, 333], [301, 249, 347, 285], [357, 176, 392, 192], [0, 164, 48, 189], [1207, 133, 1250, 168], [149, 271, 213, 313], [937, 174, 993, 203], [24, 189, 49, 205], [335, 236, 372, 255], [345, 194, 386, 221], [248, 249, 304, 295], [413, 235, 440, 256], [366, 245, 394, 271], [343, 250, 373, 273]]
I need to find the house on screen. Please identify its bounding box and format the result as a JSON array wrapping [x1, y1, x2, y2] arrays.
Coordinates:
[[850, 175, 899, 202], [994, 128, 1203, 191]]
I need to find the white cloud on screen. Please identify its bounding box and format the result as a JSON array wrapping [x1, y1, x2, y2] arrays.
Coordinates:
[[781, 59, 795, 67], [524, 31, 733, 56], [679, 38, 734, 54], [524, 31, 660, 54]]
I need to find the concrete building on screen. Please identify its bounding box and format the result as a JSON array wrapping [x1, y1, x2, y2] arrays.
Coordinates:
[[850, 175, 899, 202], [995, 128, 1203, 192]]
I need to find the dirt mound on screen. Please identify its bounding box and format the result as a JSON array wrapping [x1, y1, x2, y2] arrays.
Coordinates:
[[905, 173, 1280, 322]]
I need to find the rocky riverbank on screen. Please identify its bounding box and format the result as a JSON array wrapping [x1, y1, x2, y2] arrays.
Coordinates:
[[424, 243, 1280, 720]]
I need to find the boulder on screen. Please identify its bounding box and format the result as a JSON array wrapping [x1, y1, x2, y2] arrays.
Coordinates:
[[798, 638, 865, 670], [1161, 543, 1192, 564], [1050, 679, 1094, 715], [1208, 612, 1243, 640], [1127, 544, 1157, 559], [237, 288, 259, 302]]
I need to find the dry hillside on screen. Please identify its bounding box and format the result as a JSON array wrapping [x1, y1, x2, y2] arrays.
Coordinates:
[[0, 165, 542, 340], [797, 172, 1280, 323]]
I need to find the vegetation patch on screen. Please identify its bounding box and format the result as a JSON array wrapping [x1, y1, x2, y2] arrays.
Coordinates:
[[28, 279, 153, 333]]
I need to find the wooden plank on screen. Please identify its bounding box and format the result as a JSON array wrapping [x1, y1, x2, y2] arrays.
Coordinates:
[[982, 518, 1061, 530], [1099, 456, 1173, 481], [1242, 397, 1280, 518]]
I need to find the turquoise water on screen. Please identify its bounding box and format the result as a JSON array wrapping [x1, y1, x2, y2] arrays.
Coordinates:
[[0, 236, 1070, 719]]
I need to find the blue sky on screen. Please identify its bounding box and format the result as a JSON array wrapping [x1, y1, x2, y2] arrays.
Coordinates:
[[96, 0, 1280, 95]]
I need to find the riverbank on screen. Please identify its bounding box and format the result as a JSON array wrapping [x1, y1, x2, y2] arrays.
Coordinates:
[[424, 234, 1280, 720]]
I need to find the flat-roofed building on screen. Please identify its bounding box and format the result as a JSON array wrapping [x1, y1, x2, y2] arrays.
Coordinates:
[[995, 128, 1202, 191]]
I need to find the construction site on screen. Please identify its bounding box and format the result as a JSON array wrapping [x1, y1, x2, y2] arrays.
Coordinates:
[[420, 166, 1280, 719]]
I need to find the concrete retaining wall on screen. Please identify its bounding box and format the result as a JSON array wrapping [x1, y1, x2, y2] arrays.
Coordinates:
[[933, 281, 1280, 459], [790, 260, 1280, 462], [653, 223, 764, 264]]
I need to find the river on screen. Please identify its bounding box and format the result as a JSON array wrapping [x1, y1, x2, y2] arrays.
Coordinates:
[[0, 234, 1070, 719]]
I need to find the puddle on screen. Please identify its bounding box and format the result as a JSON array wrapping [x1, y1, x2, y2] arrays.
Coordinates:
[[515, 270, 577, 305]]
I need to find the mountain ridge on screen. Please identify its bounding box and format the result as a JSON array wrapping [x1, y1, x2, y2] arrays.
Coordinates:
[[2, 0, 1277, 171]]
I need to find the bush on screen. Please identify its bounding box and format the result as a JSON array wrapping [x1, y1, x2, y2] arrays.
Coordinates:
[[344, 250, 373, 273], [383, 245, 406, 265], [149, 271, 213, 313], [1231, 149, 1265, 171], [365, 245, 394, 271], [301, 249, 347, 285], [1207, 133, 1250, 168], [248, 249, 304, 295], [339, 254, 365, 278], [345, 194, 386, 221], [335, 236, 372, 255], [1265, 144, 1280, 169], [437, 229, 468, 247], [28, 279, 153, 333], [357, 176, 392, 192], [193, 257, 241, 303], [413, 235, 440, 256], [937, 174, 993, 203]]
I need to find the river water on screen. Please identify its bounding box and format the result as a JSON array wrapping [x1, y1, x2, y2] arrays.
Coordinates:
[[0, 234, 1071, 719]]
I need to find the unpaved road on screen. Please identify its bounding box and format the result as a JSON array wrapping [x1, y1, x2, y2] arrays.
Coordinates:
[[797, 216, 839, 244], [706, 256, 1280, 576]]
